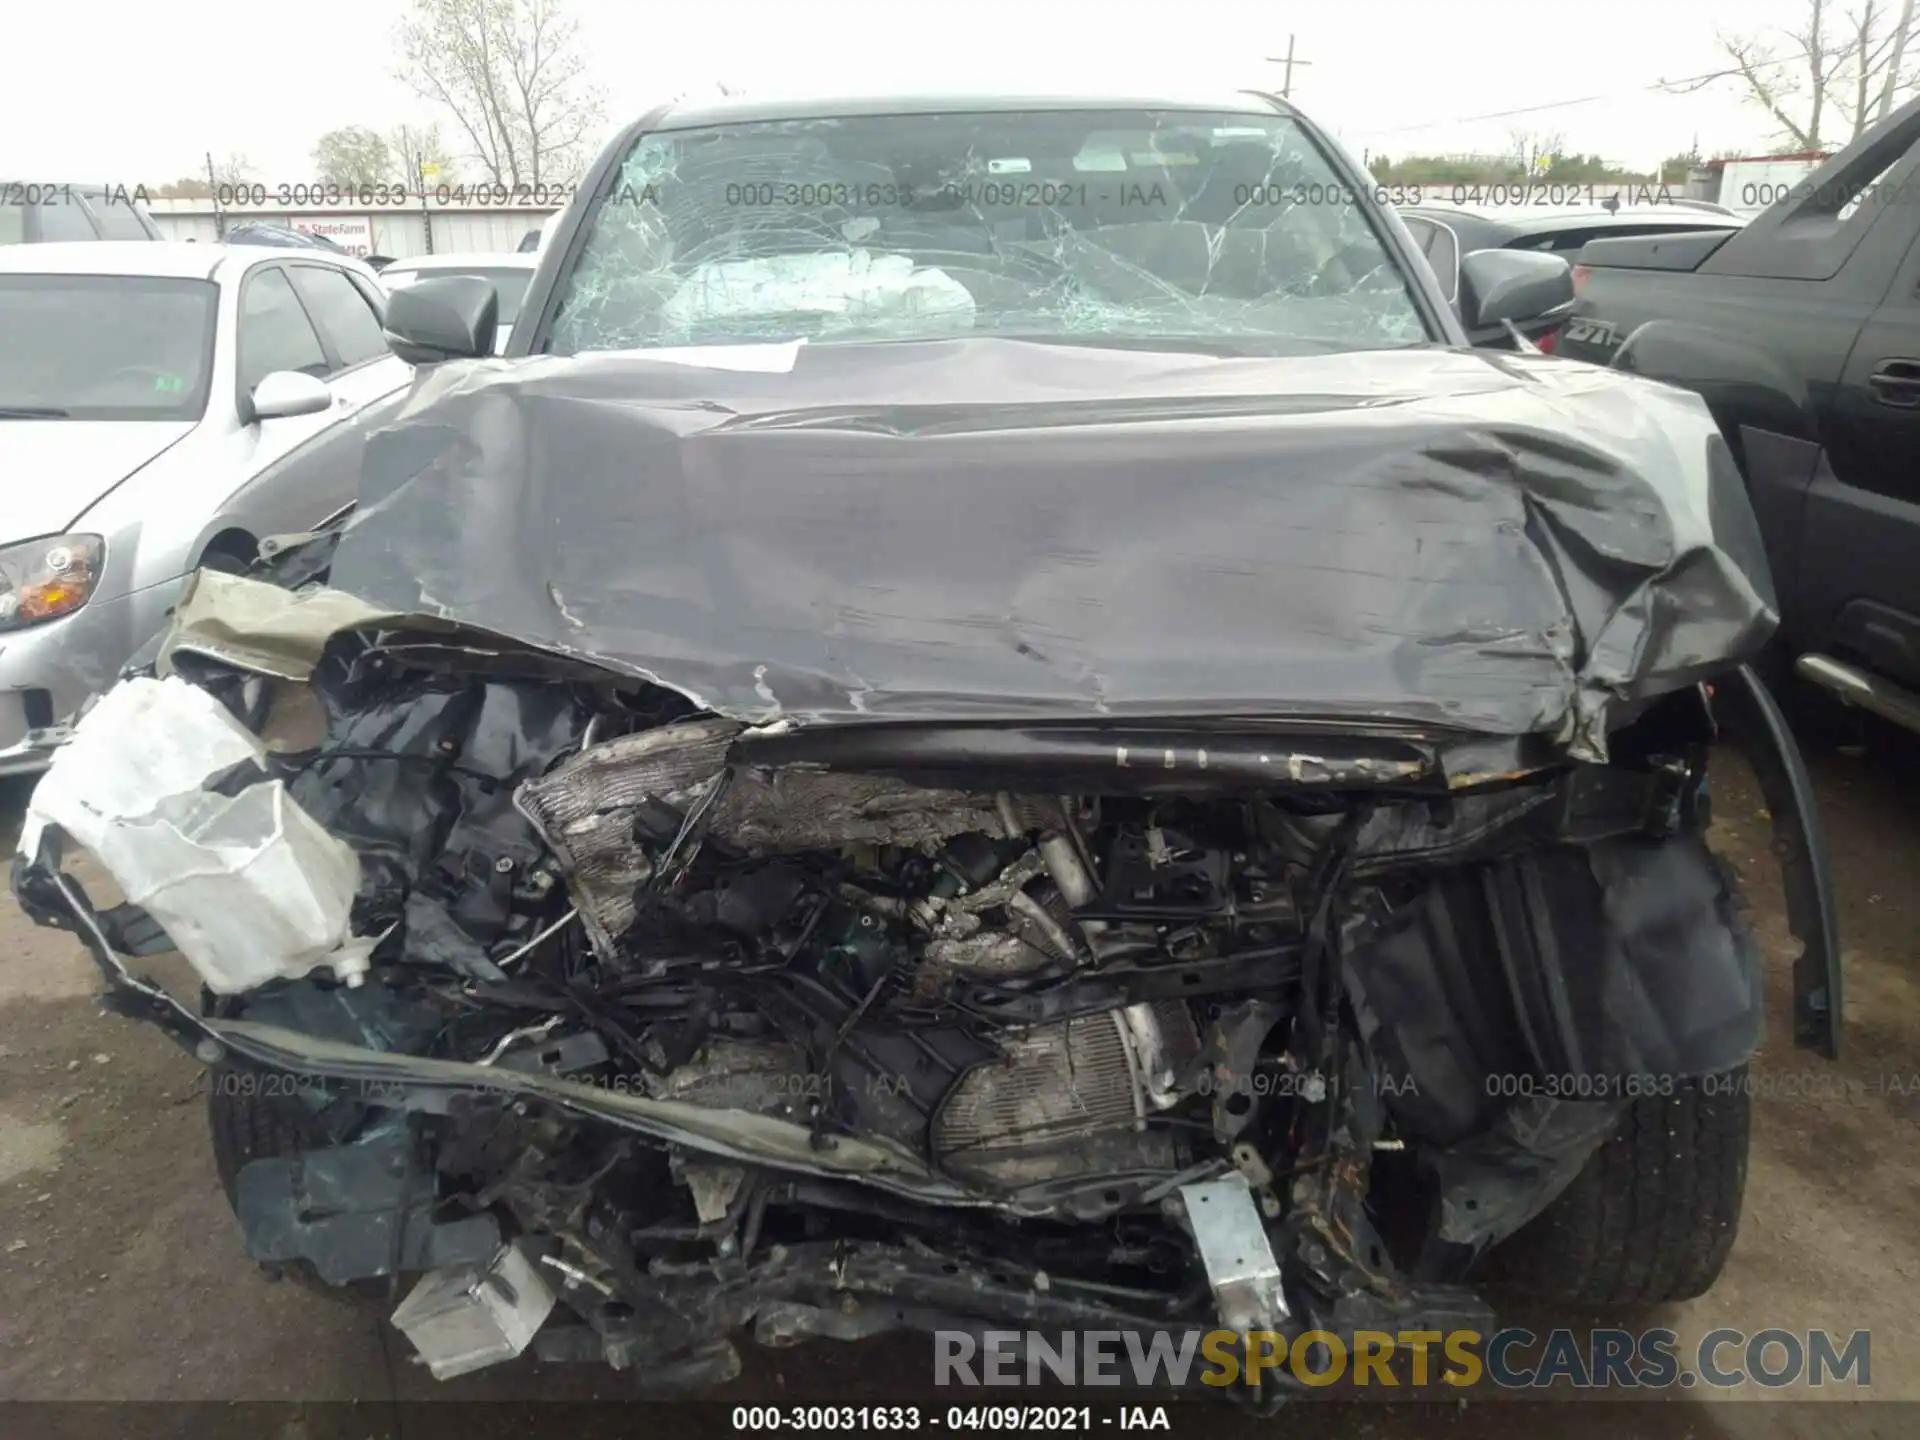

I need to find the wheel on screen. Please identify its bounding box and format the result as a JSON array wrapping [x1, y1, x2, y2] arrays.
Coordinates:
[[1483, 1068, 1751, 1307], [206, 1074, 388, 1304]]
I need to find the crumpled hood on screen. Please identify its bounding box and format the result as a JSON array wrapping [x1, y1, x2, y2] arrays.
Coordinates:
[[327, 338, 1775, 759], [0, 420, 197, 541]]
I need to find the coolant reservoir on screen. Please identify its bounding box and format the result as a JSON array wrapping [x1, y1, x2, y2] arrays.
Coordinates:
[[22, 675, 371, 993]]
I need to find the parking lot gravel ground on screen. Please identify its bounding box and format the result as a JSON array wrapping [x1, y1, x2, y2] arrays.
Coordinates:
[[1, 738, 1916, 1439]]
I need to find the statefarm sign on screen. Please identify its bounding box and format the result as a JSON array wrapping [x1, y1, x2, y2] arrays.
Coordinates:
[[290, 215, 374, 256]]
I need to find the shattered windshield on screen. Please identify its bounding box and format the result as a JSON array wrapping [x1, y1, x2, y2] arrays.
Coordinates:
[[544, 108, 1431, 354]]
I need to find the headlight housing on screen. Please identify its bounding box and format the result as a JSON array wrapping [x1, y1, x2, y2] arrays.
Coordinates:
[[0, 535, 105, 632]]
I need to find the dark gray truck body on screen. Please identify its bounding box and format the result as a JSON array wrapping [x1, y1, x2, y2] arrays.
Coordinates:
[[1558, 98, 1920, 728]]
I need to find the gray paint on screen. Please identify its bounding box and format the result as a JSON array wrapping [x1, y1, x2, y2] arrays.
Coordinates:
[[329, 337, 1776, 761]]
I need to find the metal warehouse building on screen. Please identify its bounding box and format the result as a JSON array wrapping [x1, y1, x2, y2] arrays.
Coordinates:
[[146, 196, 558, 258]]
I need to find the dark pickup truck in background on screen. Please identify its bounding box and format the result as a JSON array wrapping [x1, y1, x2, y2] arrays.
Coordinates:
[[1399, 200, 1744, 350], [1557, 97, 1920, 737]]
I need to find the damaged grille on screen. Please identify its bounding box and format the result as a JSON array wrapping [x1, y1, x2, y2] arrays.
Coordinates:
[[936, 1014, 1142, 1153], [514, 717, 739, 958], [517, 717, 1022, 964]]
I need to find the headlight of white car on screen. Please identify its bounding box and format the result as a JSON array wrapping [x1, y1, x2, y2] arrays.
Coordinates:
[[0, 535, 106, 632]]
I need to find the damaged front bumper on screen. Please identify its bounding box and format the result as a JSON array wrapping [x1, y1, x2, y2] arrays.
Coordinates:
[[8, 578, 1841, 1392]]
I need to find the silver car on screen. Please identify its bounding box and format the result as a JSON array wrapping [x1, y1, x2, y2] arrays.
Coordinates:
[[0, 242, 413, 774], [377, 252, 537, 353]]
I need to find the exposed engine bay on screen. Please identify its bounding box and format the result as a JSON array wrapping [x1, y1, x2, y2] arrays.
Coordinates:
[[11, 572, 1823, 1395]]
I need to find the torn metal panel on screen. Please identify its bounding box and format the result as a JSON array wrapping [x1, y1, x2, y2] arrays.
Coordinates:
[[324, 340, 1774, 762], [158, 569, 401, 682]]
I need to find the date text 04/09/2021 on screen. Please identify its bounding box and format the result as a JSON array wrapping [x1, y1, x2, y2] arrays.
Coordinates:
[[729, 1405, 1174, 1431], [190, 1069, 408, 1104], [1441, 181, 1681, 207]]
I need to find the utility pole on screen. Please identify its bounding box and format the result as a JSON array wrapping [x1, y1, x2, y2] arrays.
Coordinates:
[[417, 158, 437, 255], [1266, 35, 1313, 98]]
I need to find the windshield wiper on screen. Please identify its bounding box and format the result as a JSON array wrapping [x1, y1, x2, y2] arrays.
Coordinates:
[[0, 406, 70, 418]]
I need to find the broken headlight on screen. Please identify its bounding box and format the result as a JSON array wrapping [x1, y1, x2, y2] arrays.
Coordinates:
[[0, 534, 104, 631]]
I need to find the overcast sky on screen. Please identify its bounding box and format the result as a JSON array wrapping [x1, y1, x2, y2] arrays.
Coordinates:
[[11, 0, 1839, 182]]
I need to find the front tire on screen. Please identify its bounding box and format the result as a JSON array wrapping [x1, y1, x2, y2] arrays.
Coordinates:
[[1486, 1068, 1751, 1307]]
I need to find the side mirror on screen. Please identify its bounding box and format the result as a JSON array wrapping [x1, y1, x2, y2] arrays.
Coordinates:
[[383, 275, 499, 365], [1458, 249, 1575, 330], [247, 370, 332, 423]]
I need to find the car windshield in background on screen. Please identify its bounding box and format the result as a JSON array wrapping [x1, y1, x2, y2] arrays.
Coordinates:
[[385, 266, 532, 324], [545, 108, 1431, 354], [0, 276, 217, 420], [1, 192, 98, 244]]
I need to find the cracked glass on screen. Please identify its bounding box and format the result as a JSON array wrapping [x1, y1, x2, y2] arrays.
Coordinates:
[[544, 108, 1432, 355]]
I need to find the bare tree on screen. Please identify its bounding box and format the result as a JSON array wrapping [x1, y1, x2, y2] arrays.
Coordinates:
[[1669, 2, 1918, 149], [1659, 144, 1705, 183], [389, 121, 457, 187], [1505, 129, 1568, 176], [395, 0, 605, 186], [1880, 0, 1918, 118], [210, 152, 257, 189], [313, 127, 395, 189]]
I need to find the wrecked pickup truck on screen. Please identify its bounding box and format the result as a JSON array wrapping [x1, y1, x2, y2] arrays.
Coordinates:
[[12, 89, 1840, 1396]]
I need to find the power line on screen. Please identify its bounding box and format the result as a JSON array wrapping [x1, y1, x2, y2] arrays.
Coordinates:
[[1347, 45, 1877, 139]]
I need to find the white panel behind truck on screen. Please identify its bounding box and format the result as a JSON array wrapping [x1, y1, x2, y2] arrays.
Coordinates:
[[1717, 159, 1825, 217]]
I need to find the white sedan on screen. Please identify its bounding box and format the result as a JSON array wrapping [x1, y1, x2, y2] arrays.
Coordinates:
[[378, 252, 538, 353], [0, 241, 413, 773]]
